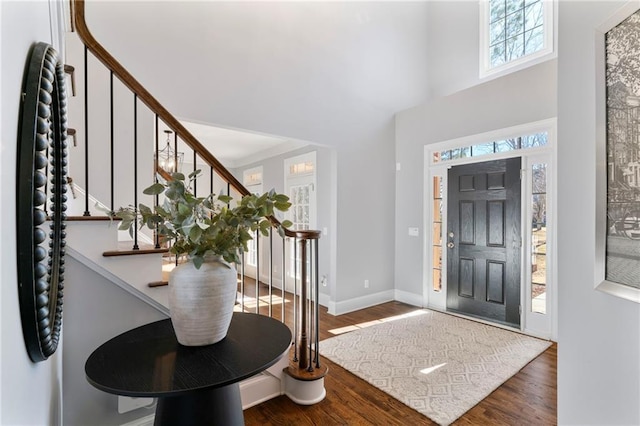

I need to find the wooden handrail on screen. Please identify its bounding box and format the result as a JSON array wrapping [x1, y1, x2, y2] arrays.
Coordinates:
[[72, 0, 313, 239]]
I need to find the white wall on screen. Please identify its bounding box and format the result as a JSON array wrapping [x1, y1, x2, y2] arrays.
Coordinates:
[[425, 0, 481, 99], [395, 60, 557, 302], [1, 1, 63, 424], [82, 1, 430, 312], [63, 256, 167, 425], [233, 144, 336, 304], [557, 2, 640, 424]]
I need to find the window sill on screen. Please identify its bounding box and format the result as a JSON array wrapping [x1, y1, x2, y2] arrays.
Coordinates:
[[596, 280, 640, 304]]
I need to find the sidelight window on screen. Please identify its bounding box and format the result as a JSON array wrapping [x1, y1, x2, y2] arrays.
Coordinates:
[[432, 176, 444, 292], [531, 163, 547, 314]]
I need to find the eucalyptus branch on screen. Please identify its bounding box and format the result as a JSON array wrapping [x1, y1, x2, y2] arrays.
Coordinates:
[[115, 170, 292, 269]]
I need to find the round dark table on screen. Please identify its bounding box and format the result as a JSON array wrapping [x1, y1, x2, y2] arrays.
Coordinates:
[[85, 312, 292, 426]]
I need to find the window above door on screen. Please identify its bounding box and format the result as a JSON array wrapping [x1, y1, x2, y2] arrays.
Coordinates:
[[479, 0, 556, 79]]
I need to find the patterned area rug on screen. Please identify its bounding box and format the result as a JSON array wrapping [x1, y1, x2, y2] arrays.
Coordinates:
[[319, 309, 551, 426]]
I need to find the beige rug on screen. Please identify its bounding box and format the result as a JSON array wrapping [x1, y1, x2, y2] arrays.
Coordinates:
[[319, 309, 551, 426]]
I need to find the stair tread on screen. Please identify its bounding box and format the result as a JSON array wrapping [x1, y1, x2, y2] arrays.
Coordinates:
[[103, 243, 169, 257], [148, 281, 168, 288], [66, 215, 122, 221]]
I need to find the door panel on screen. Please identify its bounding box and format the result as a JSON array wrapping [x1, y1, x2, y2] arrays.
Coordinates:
[[446, 158, 521, 327]]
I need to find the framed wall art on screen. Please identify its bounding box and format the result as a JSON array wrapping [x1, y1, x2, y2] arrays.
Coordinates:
[[596, 4, 640, 303]]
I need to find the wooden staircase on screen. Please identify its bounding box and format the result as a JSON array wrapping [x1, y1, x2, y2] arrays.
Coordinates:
[[61, 0, 327, 423]]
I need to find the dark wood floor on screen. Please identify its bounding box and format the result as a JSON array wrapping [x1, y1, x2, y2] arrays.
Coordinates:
[[242, 298, 557, 426]]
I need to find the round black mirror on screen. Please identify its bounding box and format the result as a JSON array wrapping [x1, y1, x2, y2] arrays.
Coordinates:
[[17, 42, 68, 362]]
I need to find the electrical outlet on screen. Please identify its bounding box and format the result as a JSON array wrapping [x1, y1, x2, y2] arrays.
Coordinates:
[[364, 279, 369, 289], [321, 275, 328, 287]]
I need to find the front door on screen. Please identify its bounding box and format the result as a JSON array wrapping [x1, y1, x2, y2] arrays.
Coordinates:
[[446, 158, 521, 327]]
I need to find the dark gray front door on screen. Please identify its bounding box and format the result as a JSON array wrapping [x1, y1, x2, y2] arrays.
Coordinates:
[[446, 158, 522, 327]]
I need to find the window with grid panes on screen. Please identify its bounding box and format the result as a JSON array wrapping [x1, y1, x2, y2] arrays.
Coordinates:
[[481, 0, 553, 76]]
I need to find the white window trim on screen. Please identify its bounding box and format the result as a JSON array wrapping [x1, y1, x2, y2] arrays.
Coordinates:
[[522, 154, 556, 338], [243, 166, 263, 191], [424, 118, 557, 340], [594, 2, 640, 304], [428, 118, 557, 166], [284, 152, 317, 280], [479, 0, 557, 81], [242, 166, 263, 268]]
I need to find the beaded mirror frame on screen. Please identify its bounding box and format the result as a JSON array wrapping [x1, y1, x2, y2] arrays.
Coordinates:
[[17, 42, 68, 362]]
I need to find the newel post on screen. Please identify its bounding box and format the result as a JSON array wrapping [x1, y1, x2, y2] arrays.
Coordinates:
[[283, 230, 327, 405]]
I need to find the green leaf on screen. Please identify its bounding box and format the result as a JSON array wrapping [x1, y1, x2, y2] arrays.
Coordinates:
[[165, 188, 177, 200], [173, 172, 186, 181], [196, 219, 210, 230], [143, 183, 165, 195], [239, 228, 252, 243], [94, 202, 114, 217], [192, 255, 204, 270], [189, 225, 203, 243], [281, 220, 293, 228], [156, 205, 168, 216], [118, 219, 132, 231], [178, 203, 191, 216], [139, 204, 152, 216], [218, 194, 232, 204], [274, 201, 292, 211]]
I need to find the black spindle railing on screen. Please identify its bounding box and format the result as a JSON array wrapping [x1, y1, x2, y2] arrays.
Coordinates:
[[109, 71, 114, 215], [132, 94, 139, 250], [282, 237, 286, 325], [255, 231, 260, 314], [298, 238, 309, 370], [240, 256, 246, 311], [193, 150, 197, 196], [173, 131, 178, 174], [268, 230, 273, 317], [314, 238, 320, 368], [209, 166, 214, 195], [83, 45, 90, 216], [154, 114, 160, 249], [292, 237, 298, 362]]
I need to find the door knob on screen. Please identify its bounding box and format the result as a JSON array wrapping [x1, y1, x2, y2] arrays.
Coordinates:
[[447, 241, 455, 249]]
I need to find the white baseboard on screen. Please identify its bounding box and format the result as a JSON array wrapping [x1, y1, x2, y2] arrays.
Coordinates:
[[240, 373, 283, 410], [319, 292, 330, 308], [328, 290, 395, 316], [394, 290, 423, 308], [119, 414, 155, 426]]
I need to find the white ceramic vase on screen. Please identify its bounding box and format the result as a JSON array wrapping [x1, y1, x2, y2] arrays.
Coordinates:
[[168, 256, 237, 346]]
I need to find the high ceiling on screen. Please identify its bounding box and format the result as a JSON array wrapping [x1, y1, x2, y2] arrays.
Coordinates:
[[86, 1, 430, 148], [177, 121, 308, 168]]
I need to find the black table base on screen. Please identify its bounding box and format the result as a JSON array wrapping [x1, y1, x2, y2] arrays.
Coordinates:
[[154, 383, 244, 426]]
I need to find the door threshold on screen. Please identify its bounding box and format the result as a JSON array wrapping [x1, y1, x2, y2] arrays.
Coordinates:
[[427, 306, 545, 339]]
